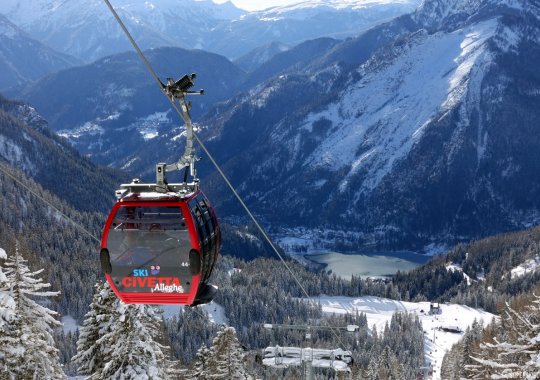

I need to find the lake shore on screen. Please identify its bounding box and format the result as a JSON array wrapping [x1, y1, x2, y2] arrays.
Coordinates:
[[303, 251, 431, 279]]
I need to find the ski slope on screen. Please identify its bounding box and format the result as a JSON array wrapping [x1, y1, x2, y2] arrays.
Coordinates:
[[312, 296, 494, 379]]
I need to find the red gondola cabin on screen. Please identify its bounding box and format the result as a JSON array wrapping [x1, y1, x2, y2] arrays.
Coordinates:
[[100, 182, 220, 306]]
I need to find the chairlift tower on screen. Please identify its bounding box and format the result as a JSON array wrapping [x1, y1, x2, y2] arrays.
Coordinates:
[[262, 323, 359, 380]]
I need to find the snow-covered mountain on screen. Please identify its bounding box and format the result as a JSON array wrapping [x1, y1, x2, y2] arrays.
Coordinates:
[[7, 0, 539, 253], [0, 0, 421, 61], [0, 14, 80, 90], [208, 0, 422, 58], [258, 0, 419, 18], [191, 0, 540, 251], [9, 47, 246, 168], [0, 0, 243, 62]]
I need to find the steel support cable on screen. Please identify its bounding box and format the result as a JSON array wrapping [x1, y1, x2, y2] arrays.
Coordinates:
[[102, 0, 349, 348], [0, 162, 101, 244], [102, 0, 164, 92], [103, 0, 193, 172]]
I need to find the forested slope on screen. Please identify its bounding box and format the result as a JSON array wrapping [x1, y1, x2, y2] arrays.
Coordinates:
[[393, 226, 540, 312], [0, 163, 103, 319], [0, 94, 124, 213], [441, 284, 540, 379]]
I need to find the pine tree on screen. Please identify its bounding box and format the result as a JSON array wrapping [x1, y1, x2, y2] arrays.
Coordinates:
[[73, 281, 171, 380], [0, 246, 15, 329], [204, 326, 253, 379], [99, 302, 170, 379], [0, 242, 66, 379], [72, 281, 116, 377], [187, 344, 212, 379]]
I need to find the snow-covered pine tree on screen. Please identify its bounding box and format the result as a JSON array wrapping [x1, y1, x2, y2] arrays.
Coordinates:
[[364, 356, 379, 380], [0, 246, 15, 329], [186, 344, 212, 379], [469, 296, 540, 379], [72, 280, 116, 377], [99, 302, 170, 379], [73, 280, 173, 379], [0, 242, 66, 379], [204, 326, 253, 379]]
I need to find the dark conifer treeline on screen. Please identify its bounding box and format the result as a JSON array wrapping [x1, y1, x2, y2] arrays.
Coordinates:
[[392, 226, 540, 312]]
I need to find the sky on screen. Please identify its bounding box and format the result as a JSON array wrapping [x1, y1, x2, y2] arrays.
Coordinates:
[[213, 0, 302, 11]]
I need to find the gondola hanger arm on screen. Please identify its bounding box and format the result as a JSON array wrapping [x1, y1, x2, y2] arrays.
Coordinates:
[[162, 75, 204, 175]]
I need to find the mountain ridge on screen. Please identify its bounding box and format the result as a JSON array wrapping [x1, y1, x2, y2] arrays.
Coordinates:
[[0, 0, 422, 61], [0, 14, 80, 90], [8, 47, 247, 169]]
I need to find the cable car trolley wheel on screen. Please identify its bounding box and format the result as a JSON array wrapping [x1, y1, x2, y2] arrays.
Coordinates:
[[100, 179, 220, 306]]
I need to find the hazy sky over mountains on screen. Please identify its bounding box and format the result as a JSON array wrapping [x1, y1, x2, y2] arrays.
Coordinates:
[[214, 0, 300, 11]]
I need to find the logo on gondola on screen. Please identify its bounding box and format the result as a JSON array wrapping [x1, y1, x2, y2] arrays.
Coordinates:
[[152, 283, 184, 293], [150, 265, 160, 275], [121, 276, 184, 293], [132, 269, 149, 277]]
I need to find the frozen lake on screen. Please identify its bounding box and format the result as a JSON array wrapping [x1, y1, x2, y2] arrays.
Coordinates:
[[306, 251, 430, 279]]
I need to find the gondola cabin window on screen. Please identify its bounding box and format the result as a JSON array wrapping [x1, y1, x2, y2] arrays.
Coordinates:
[[190, 196, 219, 283], [106, 205, 192, 294]]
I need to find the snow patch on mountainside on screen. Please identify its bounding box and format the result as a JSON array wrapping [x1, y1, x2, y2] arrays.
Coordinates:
[[58, 123, 104, 140], [0, 17, 20, 38], [133, 111, 171, 140], [510, 256, 540, 279], [0, 136, 23, 163], [301, 18, 498, 193], [443, 21, 496, 109], [446, 263, 474, 285], [0, 135, 37, 175], [493, 23, 522, 53]]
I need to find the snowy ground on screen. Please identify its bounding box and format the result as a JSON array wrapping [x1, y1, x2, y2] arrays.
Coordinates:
[[61, 315, 80, 334], [311, 296, 494, 380], [160, 301, 228, 325]]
